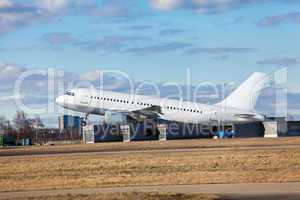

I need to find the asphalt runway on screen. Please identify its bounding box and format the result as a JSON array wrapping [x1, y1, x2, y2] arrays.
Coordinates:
[[1, 143, 300, 158], [0, 182, 300, 199]]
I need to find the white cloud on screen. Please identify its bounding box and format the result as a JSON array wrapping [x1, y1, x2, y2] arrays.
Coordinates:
[[0, 0, 70, 34], [80, 69, 132, 91], [149, 0, 296, 14], [0, 63, 25, 81], [150, 0, 183, 10], [0, 1, 42, 34], [0, 95, 24, 102], [0, 0, 141, 35], [0, 0, 13, 8], [80, 70, 102, 82], [35, 0, 69, 12]]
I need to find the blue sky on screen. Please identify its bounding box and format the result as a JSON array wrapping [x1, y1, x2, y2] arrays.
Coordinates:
[[0, 0, 300, 125]]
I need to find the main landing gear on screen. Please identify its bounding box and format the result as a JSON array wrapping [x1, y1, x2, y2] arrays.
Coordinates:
[[81, 113, 89, 127]]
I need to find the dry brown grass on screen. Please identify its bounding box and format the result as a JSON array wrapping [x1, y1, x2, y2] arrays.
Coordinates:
[[3, 193, 221, 200], [0, 145, 300, 192]]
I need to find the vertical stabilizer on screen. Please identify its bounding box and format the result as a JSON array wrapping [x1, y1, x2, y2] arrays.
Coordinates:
[[217, 72, 269, 111]]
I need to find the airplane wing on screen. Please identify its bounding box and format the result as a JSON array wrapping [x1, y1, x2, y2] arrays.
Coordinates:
[[233, 114, 256, 119], [233, 113, 265, 121], [125, 105, 163, 121], [132, 105, 162, 117]]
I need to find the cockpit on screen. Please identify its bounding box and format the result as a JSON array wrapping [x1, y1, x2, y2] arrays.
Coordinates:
[[65, 90, 75, 96]]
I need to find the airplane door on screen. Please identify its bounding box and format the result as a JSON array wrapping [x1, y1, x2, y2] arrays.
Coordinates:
[[78, 94, 91, 106]]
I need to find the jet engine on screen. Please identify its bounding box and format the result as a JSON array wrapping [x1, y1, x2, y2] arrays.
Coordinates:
[[104, 111, 128, 125]]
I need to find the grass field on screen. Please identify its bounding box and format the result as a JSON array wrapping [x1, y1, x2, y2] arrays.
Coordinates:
[[4, 193, 297, 200], [1, 138, 300, 193], [3, 193, 221, 200]]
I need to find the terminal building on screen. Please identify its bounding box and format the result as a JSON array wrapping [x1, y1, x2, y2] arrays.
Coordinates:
[[82, 118, 300, 143], [91, 121, 265, 142], [56, 114, 300, 143], [59, 115, 83, 130], [58, 115, 83, 140]]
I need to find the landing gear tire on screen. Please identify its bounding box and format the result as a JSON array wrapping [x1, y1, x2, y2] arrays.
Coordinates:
[[81, 113, 90, 127], [81, 121, 87, 127]]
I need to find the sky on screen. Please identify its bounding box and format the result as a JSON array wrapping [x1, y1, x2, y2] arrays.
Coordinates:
[[0, 0, 300, 126]]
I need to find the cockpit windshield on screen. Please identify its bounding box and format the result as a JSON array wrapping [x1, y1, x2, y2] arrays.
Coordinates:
[[65, 91, 75, 96]]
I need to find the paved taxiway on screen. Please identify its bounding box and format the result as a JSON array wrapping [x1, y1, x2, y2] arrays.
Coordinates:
[[1, 144, 300, 159]]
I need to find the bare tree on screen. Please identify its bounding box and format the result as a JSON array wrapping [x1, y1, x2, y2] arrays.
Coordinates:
[[13, 111, 33, 142], [34, 115, 44, 129], [0, 116, 7, 132]]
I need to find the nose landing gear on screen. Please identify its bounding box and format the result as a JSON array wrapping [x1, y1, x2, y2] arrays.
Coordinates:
[[81, 121, 87, 127], [81, 113, 90, 127]]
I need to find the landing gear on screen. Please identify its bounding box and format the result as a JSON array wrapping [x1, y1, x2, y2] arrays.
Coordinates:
[[81, 113, 90, 127], [81, 121, 87, 127]]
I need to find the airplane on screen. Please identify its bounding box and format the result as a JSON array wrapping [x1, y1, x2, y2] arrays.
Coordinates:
[[56, 72, 268, 127]]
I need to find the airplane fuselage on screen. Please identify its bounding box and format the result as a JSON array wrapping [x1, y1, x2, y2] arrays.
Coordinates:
[[56, 88, 264, 124]]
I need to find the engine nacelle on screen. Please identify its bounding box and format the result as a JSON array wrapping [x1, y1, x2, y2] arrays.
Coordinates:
[[104, 111, 127, 125]]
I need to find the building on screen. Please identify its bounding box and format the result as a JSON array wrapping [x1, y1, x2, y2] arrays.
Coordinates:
[[264, 117, 300, 137], [286, 121, 300, 136], [92, 121, 266, 142], [58, 115, 83, 140], [59, 115, 82, 130], [84, 117, 300, 143]]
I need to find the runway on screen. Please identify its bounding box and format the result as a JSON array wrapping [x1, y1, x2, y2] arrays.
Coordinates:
[[1, 138, 300, 158], [0, 144, 300, 160], [1, 182, 300, 199]]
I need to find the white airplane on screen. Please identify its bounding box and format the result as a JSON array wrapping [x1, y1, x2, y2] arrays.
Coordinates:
[[56, 72, 268, 126]]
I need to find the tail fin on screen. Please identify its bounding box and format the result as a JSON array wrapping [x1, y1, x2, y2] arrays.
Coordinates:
[[217, 72, 269, 111]]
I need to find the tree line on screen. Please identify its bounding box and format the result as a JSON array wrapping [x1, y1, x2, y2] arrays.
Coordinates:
[[0, 111, 82, 145], [0, 111, 44, 143]]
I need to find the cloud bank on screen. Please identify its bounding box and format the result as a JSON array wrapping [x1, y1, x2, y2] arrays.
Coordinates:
[[257, 57, 300, 67], [149, 0, 300, 14]]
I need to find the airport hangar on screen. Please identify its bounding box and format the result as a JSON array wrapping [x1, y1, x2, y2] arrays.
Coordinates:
[[59, 115, 300, 144]]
